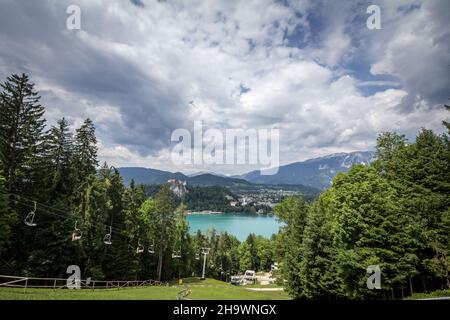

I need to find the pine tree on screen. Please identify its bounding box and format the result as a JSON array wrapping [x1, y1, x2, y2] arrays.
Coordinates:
[[0, 73, 46, 196], [47, 118, 75, 199], [123, 179, 147, 278], [0, 174, 16, 256], [74, 118, 98, 183], [96, 164, 134, 280], [374, 126, 450, 292], [443, 103, 450, 132], [81, 175, 111, 279]]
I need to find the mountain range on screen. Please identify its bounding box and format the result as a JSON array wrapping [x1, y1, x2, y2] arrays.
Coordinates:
[[118, 151, 375, 190], [118, 167, 251, 188], [236, 151, 375, 189]]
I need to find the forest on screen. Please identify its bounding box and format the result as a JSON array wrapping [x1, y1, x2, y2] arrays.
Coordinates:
[[273, 115, 450, 299], [0, 73, 449, 299], [0, 74, 278, 282]]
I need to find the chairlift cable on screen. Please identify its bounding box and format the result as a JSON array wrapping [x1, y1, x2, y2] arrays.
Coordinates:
[[1, 191, 134, 235], [1, 191, 144, 243], [0, 190, 198, 252]]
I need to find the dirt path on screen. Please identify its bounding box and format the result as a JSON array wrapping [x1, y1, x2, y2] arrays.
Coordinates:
[[246, 288, 284, 291]]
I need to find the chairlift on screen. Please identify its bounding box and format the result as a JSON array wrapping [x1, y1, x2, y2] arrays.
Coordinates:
[[103, 226, 112, 245], [24, 201, 37, 227], [148, 240, 155, 254], [71, 220, 82, 241], [195, 253, 200, 260], [136, 238, 144, 254], [172, 246, 181, 259], [201, 247, 210, 255]]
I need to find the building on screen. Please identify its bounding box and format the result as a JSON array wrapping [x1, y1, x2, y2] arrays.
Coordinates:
[[229, 201, 239, 207], [167, 179, 188, 197]]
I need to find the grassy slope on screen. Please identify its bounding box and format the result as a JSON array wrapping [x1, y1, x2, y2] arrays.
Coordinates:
[[0, 278, 290, 300], [405, 289, 450, 300]]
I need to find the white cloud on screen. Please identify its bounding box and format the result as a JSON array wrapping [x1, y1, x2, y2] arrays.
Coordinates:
[[0, 0, 447, 175]]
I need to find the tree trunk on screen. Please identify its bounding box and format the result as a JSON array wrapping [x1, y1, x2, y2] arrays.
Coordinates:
[[157, 232, 164, 281], [421, 275, 428, 293], [409, 277, 413, 296]]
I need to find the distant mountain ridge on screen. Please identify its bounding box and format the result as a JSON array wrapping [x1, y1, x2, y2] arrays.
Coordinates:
[[118, 167, 251, 187], [237, 151, 375, 189], [118, 151, 375, 190]]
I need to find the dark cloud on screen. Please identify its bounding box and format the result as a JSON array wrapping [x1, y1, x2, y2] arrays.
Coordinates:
[[0, 0, 192, 156], [130, 0, 144, 7], [0, 0, 447, 173]]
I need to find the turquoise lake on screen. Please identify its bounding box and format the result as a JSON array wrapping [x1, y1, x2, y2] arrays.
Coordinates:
[[186, 213, 283, 241]]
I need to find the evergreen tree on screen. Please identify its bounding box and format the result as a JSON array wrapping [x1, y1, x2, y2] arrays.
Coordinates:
[[98, 164, 133, 280], [0, 174, 16, 256], [374, 126, 450, 292], [123, 179, 147, 278], [0, 73, 46, 196], [80, 175, 110, 279], [46, 118, 75, 199], [443, 103, 450, 132], [0, 74, 47, 272], [74, 118, 98, 183]]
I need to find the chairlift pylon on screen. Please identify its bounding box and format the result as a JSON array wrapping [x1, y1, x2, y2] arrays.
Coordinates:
[[71, 220, 82, 241], [24, 201, 37, 227], [136, 238, 144, 254], [103, 226, 112, 245]]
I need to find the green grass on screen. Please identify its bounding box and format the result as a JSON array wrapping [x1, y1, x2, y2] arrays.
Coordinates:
[[0, 286, 179, 300], [177, 278, 289, 300], [0, 278, 291, 300], [405, 289, 450, 300]]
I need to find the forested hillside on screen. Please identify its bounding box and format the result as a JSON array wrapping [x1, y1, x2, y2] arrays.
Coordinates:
[[274, 112, 450, 299]]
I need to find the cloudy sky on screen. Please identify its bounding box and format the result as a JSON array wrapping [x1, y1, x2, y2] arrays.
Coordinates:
[[0, 0, 449, 175]]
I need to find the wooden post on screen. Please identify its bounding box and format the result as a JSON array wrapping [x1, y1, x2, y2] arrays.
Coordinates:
[[24, 278, 28, 294]]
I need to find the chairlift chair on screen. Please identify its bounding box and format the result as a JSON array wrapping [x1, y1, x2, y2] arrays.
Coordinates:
[[136, 239, 144, 254], [24, 201, 37, 227], [172, 247, 181, 259], [103, 226, 112, 245], [195, 253, 200, 260], [71, 220, 82, 241], [148, 240, 155, 254]]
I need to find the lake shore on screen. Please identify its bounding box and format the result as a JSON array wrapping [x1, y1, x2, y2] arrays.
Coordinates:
[[187, 210, 275, 216], [187, 210, 223, 215]]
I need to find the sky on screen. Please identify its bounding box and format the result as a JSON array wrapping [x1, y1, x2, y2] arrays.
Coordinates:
[[0, 0, 449, 175]]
